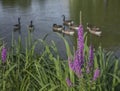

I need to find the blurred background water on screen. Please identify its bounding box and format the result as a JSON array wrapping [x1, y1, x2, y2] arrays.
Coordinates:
[[0, 0, 120, 58]]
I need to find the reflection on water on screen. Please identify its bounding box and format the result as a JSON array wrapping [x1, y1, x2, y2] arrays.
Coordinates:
[[0, 0, 120, 58], [1, 0, 31, 8], [69, 0, 120, 49], [0, 0, 70, 58]]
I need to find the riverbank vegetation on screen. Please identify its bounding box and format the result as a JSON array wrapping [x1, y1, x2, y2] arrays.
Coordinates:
[[0, 25, 120, 91]]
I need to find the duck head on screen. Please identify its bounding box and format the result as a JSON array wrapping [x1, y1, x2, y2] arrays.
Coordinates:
[[87, 23, 92, 28], [53, 24, 57, 27]]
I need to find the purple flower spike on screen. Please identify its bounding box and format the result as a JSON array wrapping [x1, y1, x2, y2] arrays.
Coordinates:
[[1, 47, 7, 63], [68, 53, 82, 78], [93, 68, 100, 80], [88, 45, 94, 67], [78, 24, 84, 65], [86, 45, 94, 73], [68, 24, 84, 78], [74, 51, 82, 78], [66, 78, 72, 87]]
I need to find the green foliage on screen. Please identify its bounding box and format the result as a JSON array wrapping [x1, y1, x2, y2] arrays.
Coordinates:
[[0, 32, 119, 91]]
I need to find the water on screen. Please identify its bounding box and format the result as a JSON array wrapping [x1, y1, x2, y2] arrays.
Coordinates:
[[69, 0, 120, 58], [0, 0, 120, 58]]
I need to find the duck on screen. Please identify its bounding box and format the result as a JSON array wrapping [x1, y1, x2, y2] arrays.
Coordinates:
[[53, 24, 64, 33], [87, 23, 100, 31], [62, 15, 74, 26], [62, 29, 75, 36], [28, 20, 34, 32], [69, 25, 79, 30], [87, 23, 102, 36], [13, 17, 21, 31]]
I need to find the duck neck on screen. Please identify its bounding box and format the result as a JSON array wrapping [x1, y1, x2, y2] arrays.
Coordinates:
[[63, 15, 65, 21], [30, 21, 33, 26], [18, 19, 20, 25]]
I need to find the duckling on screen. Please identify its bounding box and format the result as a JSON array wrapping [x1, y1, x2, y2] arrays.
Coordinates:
[[28, 20, 34, 32], [53, 24, 63, 33], [13, 17, 21, 31], [87, 23, 102, 36], [62, 15, 74, 26]]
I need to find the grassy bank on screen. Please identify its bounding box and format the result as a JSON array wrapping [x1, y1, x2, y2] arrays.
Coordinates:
[[0, 29, 120, 91]]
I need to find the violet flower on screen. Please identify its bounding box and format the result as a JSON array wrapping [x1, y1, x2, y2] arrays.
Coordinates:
[[68, 25, 84, 78], [93, 68, 100, 80], [68, 52, 82, 77], [1, 47, 7, 63], [86, 45, 94, 73], [88, 45, 94, 67], [77, 24, 84, 65], [66, 78, 73, 87], [73, 51, 82, 78], [68, 51, 82, 78]]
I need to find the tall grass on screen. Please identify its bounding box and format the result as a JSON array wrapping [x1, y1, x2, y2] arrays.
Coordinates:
[[0, 30, 119, 91]]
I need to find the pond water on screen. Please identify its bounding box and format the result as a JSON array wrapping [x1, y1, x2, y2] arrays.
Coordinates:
[[0, 0, 120, 58]]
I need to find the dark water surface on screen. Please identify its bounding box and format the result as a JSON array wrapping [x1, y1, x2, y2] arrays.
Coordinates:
[[0, 0, 120, 58]]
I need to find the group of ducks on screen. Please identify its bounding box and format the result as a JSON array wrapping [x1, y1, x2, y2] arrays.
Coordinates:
[[14, 15, 102, 37], [53, 15, 77, 36], [13, 17, 34, 32], [53, 15, 102, 36]]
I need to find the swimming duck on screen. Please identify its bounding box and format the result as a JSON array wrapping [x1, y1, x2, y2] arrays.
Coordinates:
[[62, 29, 75, 36], [62, 15, 74, 26], [87, 23, 102, 36], [69, 25, 79, 30], [13, 17, 21, 31], [87, 23, 100, 31], [53, 24, 63, 33], [28, 20, 34, 32]]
